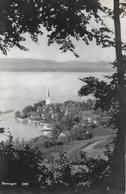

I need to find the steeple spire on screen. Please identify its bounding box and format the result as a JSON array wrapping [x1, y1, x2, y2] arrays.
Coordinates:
[[46, 88, 51, 105], [47, 88, 50, 98]]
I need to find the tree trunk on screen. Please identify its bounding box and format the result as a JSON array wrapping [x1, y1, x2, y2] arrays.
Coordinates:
[[109, 0, 125, 193]]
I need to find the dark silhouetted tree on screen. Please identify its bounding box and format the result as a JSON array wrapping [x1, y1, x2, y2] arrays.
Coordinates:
[[79, 1, 126, 193], [0, 136, 44, 187], [0, 0, 113, 55]]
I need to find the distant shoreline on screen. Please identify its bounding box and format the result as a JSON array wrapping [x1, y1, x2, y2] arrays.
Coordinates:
[[0, 58, 114, 72], [0, 69, 113, 72], [0, 110, 13, 115]]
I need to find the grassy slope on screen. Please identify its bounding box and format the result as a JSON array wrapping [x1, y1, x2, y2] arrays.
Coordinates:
[[31, 126, 113, 161], [0, 58, 113, 72]]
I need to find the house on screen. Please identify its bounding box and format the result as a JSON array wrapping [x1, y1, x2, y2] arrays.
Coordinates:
[[58, 130, 70, 141], [30, 112, 41, 121], [72, 124, 79, 131], [40, 123, 52, 137], [92, 120, 98, 125], [37, 106, 43, 112], [41, 113, 45, 120], [58, 132, 66, 138], [41, 129, 52, 137], [87, 117, 92, 123]]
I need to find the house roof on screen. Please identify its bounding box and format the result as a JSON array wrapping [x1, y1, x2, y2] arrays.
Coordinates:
[[58, 132, 66, 138]]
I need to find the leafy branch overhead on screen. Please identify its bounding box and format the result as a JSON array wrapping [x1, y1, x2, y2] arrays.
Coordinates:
[[78, 53, 126, 130], [0, 0, 114, 55]]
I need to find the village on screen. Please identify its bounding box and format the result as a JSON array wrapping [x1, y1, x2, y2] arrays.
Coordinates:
[[15, 89, 101, 142]]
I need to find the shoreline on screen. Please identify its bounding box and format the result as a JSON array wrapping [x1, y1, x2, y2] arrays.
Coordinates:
[[15, 115, 47, 126]]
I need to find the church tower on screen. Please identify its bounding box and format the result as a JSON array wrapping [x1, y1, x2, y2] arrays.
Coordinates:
[[46, 88, 51, 105]]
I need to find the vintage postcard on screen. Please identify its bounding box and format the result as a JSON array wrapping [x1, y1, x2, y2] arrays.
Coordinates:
[[0, 1, 125, 194]]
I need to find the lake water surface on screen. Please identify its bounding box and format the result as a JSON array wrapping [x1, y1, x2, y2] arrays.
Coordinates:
[[0, 71, 109, 140]]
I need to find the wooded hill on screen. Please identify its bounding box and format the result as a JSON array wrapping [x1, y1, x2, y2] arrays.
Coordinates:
[[0, 58, 113, 72]]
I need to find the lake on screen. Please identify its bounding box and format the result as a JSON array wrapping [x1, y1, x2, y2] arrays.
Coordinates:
[[0, 71, 110, 140]]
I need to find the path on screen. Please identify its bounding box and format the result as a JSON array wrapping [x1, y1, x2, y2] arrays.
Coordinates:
[[82, 136, 111, 159], [82, 138, 105, 152]]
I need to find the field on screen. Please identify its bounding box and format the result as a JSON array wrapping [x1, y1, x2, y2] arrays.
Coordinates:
[[31, 125, 114, 162]]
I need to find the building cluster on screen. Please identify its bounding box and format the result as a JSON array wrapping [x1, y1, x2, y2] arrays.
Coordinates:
[[16, 89, 98, 139]]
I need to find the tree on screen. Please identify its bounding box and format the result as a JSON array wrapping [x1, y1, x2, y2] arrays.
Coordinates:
[[0, 0, 113, 55], [110, 1, 125, 193], [55, 152, 72, 187], [22, 105, 33, 117], [51, 121, 61, 141], [78, 0, 126, 191], [0, 136, 44, 187]]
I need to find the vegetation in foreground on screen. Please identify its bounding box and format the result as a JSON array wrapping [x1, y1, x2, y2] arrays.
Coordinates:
[[0, 133, 114, 193]]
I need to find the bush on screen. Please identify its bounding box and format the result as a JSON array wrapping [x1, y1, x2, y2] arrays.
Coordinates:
[[0, 136, 43, 187], [71, 128, 92, 141], [43, 139, 64, 148], [0, 135, 112, 190], [54, 152, 72, 187], [53, 150, 112, 190], [43, 140, 55, 148], [39, 165, 54, 187], [55, 141, 63, 146]]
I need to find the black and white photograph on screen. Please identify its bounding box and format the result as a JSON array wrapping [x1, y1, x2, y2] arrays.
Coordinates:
[[0, 0, 125, 194]]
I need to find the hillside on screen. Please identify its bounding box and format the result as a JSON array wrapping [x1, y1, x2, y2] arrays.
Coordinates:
[[0, 58, 113, 72]]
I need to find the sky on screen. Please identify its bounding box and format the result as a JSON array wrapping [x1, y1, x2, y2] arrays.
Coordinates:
[[0, 0, 125, 62]]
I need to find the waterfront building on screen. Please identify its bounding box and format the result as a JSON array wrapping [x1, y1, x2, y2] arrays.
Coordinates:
[[40, 122, 52, 137]]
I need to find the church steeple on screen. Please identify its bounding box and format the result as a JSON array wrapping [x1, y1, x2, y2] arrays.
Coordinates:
[[46, 88, 51, 105]]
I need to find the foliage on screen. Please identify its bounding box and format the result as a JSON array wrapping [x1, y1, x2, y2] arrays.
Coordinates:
[[39, 164, 54, 187], [53, 149, 112, 189], [0, 136, 43, 187], [42, 139, 63, 148], [0, 0, 113, 55], [16, 100, 96, 139], [51, 122, 62, 141], [15, 111, 23, 118], [33, 100, 46, 111], [84, 157, 110, 187], [78, 58, 126, 192], [54, 152, 72, 187], [78, 54, 126, 130], [71, 126, 92, 141], [0, 127, 5, 134], [0, 133, 113, 191], [78, 54, 126, 113], [22, 106, 34, 117], [78, 75, 117, 129]]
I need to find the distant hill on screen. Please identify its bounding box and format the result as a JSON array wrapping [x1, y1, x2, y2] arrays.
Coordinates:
[[0, 58, 113, 72]]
